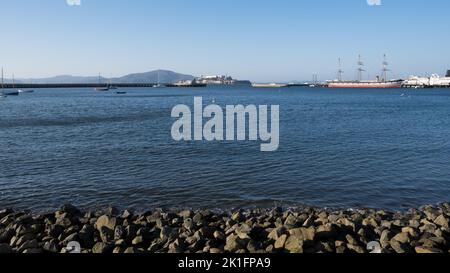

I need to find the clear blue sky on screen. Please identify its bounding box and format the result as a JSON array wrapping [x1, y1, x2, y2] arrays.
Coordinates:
[[1, 0, 449, 82]]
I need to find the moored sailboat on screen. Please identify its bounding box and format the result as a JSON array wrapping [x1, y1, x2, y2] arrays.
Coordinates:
[[327, 55, 403, 89], [94, 73, 110, 91]]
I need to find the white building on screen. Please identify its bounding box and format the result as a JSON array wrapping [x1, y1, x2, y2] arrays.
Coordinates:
[[403, 71, 450, 88], [429, 74, 450, 87]]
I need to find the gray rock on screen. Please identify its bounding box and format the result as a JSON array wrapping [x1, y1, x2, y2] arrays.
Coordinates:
[[345, 234, 359, 246], [267, 227, 287, 241], [274, 234, 288, 249], [392, 232, 410, 244], [95, 215, 117, 232], [132, 236, 144, 246], [284, 214, 298, 228], [316, 224, 338, 240], [231, 211, 244, 222], [284, 236, 303, 253], [415, 246, 444, 254], [121, 210, 133, 219], [434, 215, 449, 228], [178, 210, 193, 220], [213, 231, 226, 241], [210, 248, 222, 254], [389, 239, 409, 253], [224, 234, 246, 253], [183, 218, 194, 230], [288, 227, 315, 242], [192, 213, 203, 224]]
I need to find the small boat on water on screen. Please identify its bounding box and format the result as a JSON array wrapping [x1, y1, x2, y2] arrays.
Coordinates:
[[94, 73, 110, 92], [95, 87, 110, 92], [18, 89, 34, 93], [1, 72, 20, 96], [116, 91, 127, 94], [3, 90, 19, 96], [153, 70, 166, 88]]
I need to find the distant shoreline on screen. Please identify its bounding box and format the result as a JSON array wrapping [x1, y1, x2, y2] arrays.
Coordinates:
[[1, 203, 449, 254]]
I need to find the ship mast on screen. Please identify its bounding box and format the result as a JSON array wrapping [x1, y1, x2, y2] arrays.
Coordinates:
[[338, 58, 344, 81], [1, 68, 3, 90], [382, 54, 389, 82], [357, 55, 365, 82]]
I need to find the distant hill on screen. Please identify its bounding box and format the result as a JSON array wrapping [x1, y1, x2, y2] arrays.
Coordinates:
[[16, 70, 195, 84], [111, 70, 194, 84]]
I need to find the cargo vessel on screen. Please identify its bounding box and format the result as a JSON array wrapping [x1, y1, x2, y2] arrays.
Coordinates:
[[327, 55, 403, 89]]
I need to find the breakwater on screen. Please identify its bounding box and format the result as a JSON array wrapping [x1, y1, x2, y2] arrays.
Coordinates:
[[1, 204, 449, 254]]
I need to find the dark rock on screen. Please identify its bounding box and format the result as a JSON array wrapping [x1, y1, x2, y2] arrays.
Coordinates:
[[121, 210, 133, 219], [43, 240, 60, 253], [92, 242, 113, 254], [0, 229, 15, 244], [124, 247, 142, 254], [61, 204, 81, 216], [22, 248, 43, 254], [114, 225, 124, 240], [316, 224, 338, 240], [0, 243, 13, 253], [17, 239, 39, 252], [0, 209, 14, 220], [100, 226, 114, 243], [247, 240, 263, 253], [78, 225, 95, 248], [105, 207, 119, 217], [347, 244, 366, 253]]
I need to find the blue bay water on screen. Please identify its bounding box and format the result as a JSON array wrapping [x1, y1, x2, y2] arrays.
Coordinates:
[[1, 87, 450, 212]]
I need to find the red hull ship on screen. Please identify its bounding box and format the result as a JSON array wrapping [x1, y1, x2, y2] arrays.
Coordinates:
[[327, 55, 403, 89], [328, 80, 403, 89]]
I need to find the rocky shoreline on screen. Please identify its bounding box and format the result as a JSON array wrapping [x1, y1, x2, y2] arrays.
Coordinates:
[[1, 204, 449, 254]]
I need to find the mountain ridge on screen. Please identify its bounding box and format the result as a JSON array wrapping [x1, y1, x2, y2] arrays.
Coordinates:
[[10, 70, 195, 84]]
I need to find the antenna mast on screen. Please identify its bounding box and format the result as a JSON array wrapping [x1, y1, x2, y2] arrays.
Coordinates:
[[382, 54, 389, 82], [357, 55, 365, 81]]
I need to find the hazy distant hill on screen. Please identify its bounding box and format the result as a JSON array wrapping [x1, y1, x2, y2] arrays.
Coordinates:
[[111, 70, 194, 84], [17, 70, 194, 84]]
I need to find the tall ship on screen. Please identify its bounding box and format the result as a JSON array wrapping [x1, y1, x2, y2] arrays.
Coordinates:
[[327, 55, 403, 89]]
